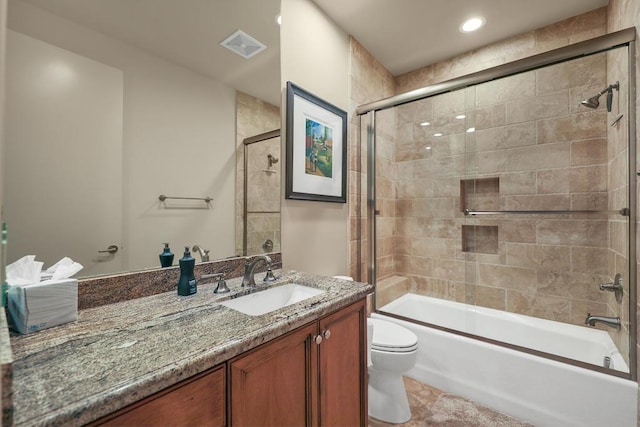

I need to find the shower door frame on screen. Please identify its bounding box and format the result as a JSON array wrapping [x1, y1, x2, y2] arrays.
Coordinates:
[[358, 28, 638, 380], [242, 129, 281, 256]]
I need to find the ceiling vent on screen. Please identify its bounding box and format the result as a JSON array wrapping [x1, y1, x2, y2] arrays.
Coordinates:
[[220, 30, 266, 59]]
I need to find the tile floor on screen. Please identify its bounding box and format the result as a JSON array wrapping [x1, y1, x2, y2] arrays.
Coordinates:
[[368, 377, 532, 427]]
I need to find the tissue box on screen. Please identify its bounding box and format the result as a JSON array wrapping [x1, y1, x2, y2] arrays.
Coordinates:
[[7, 279, 78, 334]]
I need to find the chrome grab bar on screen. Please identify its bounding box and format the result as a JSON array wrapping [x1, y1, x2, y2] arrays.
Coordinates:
[[464, 208, 629, 216]]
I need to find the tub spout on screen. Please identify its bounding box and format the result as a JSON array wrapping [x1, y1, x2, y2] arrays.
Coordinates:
[[585, 313, 621, 330]]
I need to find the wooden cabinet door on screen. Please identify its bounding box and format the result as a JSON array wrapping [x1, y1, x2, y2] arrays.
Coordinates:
[[229, 323, 318, 427], [95, 365, 225, 427], [318, 299, 366, 426]]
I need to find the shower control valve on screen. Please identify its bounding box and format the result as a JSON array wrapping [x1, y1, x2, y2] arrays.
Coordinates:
[[599, 273, 623, 304]]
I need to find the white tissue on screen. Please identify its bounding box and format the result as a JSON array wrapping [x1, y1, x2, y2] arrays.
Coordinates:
[[6, 255, 44, 286], [45, 257, 83, 281], [6, 255, 83, 286]]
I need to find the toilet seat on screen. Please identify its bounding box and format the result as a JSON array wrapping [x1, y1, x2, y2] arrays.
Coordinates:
[[369, 318, 418, 353]]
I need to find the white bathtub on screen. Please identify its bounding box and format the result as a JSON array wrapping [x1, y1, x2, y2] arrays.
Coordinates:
[[375, 293, 638, 427]]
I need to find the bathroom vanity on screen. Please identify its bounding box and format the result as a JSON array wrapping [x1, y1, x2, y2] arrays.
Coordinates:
[[6, 271, 372, 426]]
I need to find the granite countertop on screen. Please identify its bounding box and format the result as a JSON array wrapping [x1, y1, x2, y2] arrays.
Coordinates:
[[8, 270, 372, 426]]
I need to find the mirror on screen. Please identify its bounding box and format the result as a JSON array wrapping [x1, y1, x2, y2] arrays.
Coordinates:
[[3, 0, 282, 278]]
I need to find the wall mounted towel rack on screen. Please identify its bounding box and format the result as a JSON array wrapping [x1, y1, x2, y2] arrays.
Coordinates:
[[159, 194, 213, 204], [464, 208, 630, 216]]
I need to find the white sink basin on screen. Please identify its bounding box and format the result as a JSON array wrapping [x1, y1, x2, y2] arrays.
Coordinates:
[[219, 283, 325, 316]]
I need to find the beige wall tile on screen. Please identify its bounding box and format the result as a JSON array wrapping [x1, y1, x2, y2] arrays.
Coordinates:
[[534, 7, 606, 52], [477, 263, 537, 292], [537, 111, 607, 144], [475, 104, 506, 130], [537, 220, 608, 247], [431, 259, 466, 283], [537, 169, 571, 194], [499, 220, 537, 243], [465, 150, 507, 175], [507, 290, 571, 323], [506, 90, 569, 124], [536, 53, 606, 95], [503, 194, 570, 211], [569, 165, 607, 193], [571, 138, 607, 166], [413, 237, 456, 258], [476, 72, 536, 108], [475, 122, 536, 152], [500, 171, 537, 195], [570, 192, 608, 212], [506, 243, 571, 270], [507, 142, 571, 171], [473, 285, 506, 310], [413, 197, 455, 218], [571, 247, 609, 275]]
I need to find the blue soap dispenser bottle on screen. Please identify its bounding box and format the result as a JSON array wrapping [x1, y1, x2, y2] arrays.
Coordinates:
[[159, 243, 174, 268], [177, 246, 197, 296]]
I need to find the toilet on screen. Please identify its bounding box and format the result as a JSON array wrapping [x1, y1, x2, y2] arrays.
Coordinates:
[[367, 317, 418, 423]]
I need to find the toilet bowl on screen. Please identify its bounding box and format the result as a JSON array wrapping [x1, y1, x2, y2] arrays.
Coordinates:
[[367, 317, 418, 424]]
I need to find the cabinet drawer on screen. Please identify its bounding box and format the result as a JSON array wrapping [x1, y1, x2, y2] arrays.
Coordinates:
[[95, 365, 225, 427]]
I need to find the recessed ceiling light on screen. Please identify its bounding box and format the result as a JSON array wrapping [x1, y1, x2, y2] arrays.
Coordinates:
[[425, 146, 432, 150], [434, 133, 443, 137], [455, 114, 466, 119], [460, 17, 486, 33], [420, 121, 431, 126], [466, 127, 476, 133]]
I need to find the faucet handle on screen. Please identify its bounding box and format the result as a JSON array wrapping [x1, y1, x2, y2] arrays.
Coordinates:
[[263, 267, 277, 282], [214, 275, 230, 294], [202, 273, 230, 294]]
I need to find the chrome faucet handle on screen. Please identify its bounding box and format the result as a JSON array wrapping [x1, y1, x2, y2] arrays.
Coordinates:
[[214, 276, 229, 294], [263, 267, 277, 282], [202, 273, 230, 294], [599, 273, 623, 304]]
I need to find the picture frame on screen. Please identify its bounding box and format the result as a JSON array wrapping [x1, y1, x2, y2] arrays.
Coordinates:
[[285, 81, 347, 203]]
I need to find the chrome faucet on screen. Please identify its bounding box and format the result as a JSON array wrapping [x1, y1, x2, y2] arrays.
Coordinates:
[[192, 245, 210, 262], [585, 313, 621, 330], [242, 255, 274, 287]]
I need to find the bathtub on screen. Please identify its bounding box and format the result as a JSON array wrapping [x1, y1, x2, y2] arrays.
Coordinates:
[[375, 293, 638, 427]]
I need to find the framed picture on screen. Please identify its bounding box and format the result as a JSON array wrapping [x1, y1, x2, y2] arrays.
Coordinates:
[[285, 81, 347, 203]]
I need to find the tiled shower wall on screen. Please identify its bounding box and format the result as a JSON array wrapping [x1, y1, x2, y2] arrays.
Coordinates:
[[235, 92, 281, 257], [349, 8, 610, 286], [390, 53, 625, 333]]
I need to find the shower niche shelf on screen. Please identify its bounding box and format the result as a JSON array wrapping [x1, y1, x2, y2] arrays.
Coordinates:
[[460, 177, 500, 212], [461, 177, 500, 254], [462, 225, 499, 254]]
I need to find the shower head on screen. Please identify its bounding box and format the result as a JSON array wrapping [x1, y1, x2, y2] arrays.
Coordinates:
[[580, 94, 601, 109], [580, 81, 619, 112]]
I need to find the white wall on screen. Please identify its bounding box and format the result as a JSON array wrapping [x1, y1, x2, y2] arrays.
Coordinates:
[[280, 0, 350, 276], [6, 31, 124, 276], [6, 0, 236, 272]]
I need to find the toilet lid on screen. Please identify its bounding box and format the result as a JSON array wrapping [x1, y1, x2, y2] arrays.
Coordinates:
[[370, 318, 418, 353]]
